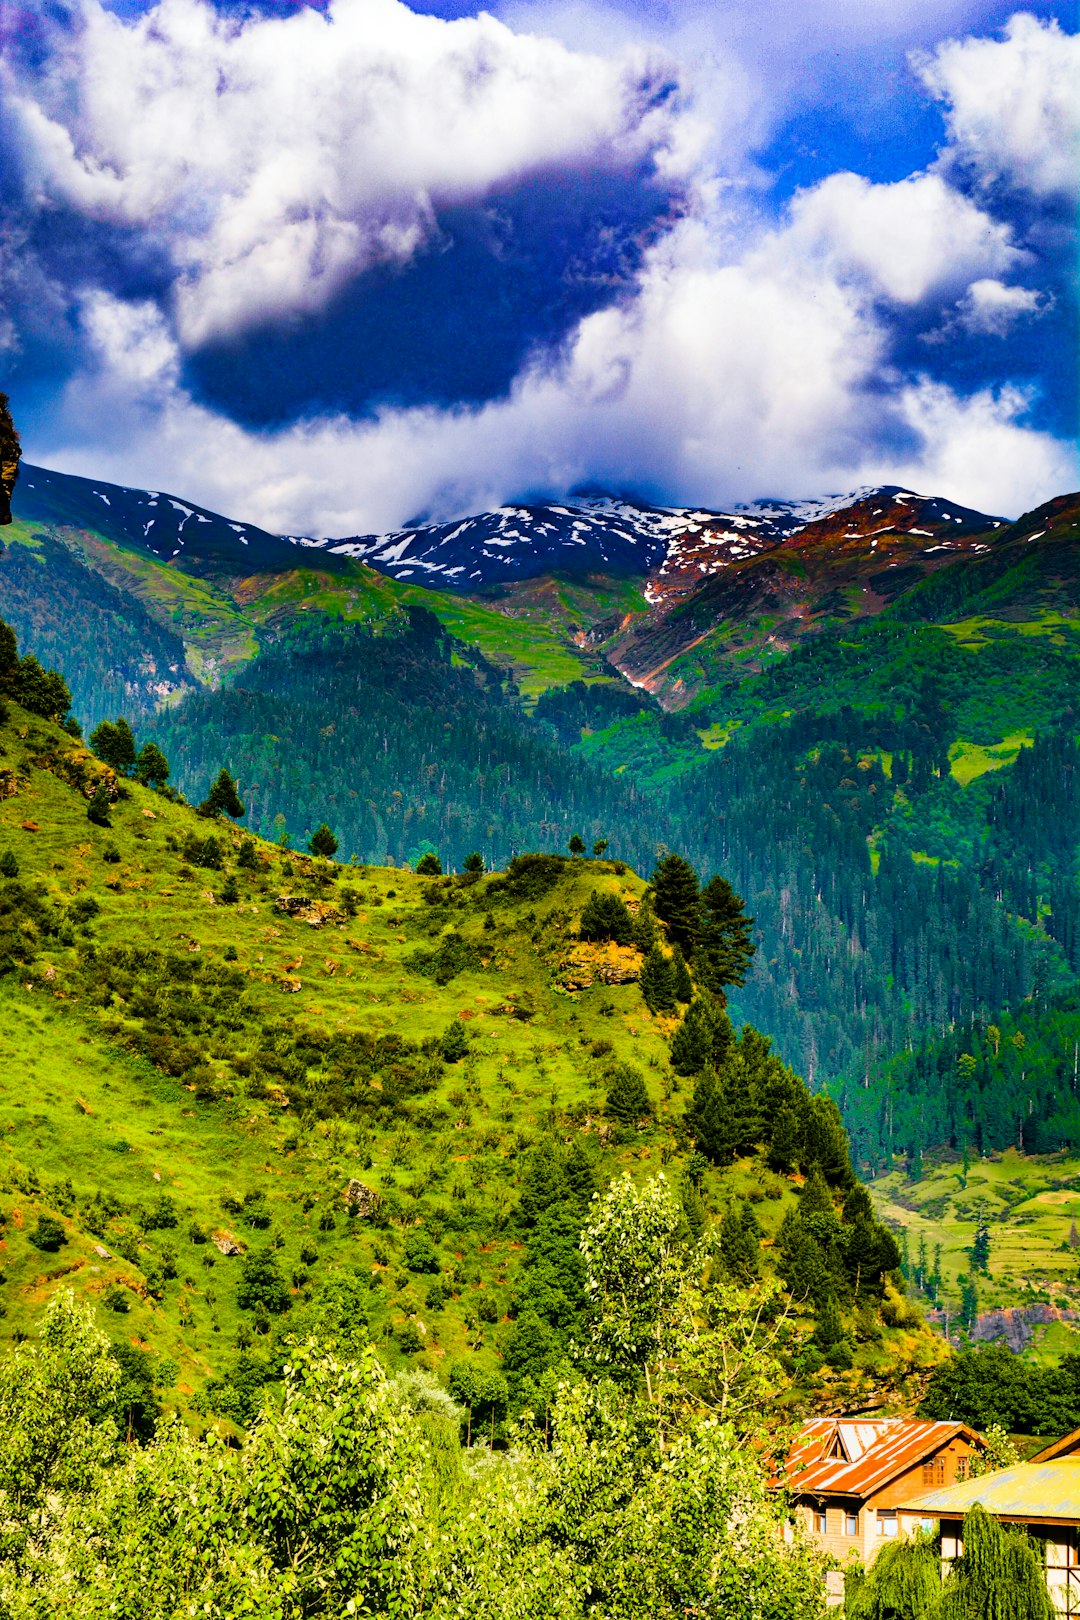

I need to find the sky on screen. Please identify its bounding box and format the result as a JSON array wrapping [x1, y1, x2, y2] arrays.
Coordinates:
[[0, 0, 1077, 534]]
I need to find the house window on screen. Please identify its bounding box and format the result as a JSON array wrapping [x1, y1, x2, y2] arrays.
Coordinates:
[[878, 1511, 898, 1538], [955, 1458, 969, 1482], [814, 1508, 827, 1534], [922, 1457, 946, 1487], [845, 1511, 860, 1536]]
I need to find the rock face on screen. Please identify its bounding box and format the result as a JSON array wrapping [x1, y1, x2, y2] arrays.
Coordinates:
[[927, 1301, 1080, 1353], [344, 1179, 380, 1216], [0, 393, 20, 527]]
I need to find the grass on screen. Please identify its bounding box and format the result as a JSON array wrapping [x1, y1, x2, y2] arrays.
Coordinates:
[[949, 732, 1033, 786], [870, 1149, 1080, 1344], [0, 698, 940, 1421]]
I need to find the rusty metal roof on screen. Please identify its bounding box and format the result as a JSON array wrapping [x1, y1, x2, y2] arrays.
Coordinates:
[[1031, 1428, 1080, 1463], [897, 1460, 1080, 1522], [780, 1418, 981, 1500]]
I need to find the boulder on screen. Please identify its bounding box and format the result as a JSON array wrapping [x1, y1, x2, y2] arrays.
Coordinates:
[[344, 1179, 380, 1217]]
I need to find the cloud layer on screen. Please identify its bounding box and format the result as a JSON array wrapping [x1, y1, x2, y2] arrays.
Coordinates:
[[1, 0, 1077, 528]]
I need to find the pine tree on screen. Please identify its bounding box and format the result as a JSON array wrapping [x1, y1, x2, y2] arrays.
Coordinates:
[[605, 1064, 651, 1126], [308, 823, 339, 858], [697, 874, 755, 993], [90, 718, 137, 776], [463, 852, 485, 873], [568, 834, 585, 857], [670, 998, 717, 1075], [638, 945, 676, 1013], [0, 850, 17, 879], [717, 1201, 759, 1283], [579, 889, 635, 946], [688, 1069, 734, 1164], [134, 742, 170, 789], [199, 769, 245, 820], [650, 853, 701, 954], [416, 851, 442, 875], [812, 1291, 844, 1351], [671, 945, 693, 1003], [441, 1021, 468, 1063]]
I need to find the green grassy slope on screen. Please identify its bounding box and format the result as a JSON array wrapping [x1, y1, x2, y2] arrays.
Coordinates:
[[0, 693, 939, 1423]]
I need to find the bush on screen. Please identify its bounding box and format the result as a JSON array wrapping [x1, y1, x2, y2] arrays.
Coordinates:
[[28, 1214, 66, 1252], [86, 785, 111, 827], [397, 1321, 424, 1353], [0, 851, 17, 879], [236, 1247, 291, 1314], [404, 1230, 440, 1273]]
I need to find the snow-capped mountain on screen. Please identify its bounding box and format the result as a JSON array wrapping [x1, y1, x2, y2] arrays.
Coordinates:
[[12, 465, 1002, 609]]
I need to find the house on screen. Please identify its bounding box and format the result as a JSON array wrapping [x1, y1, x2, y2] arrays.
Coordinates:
[[779, 1418, 985, 1602], [896, 1457, 1080, 1614], [1031, 1429, 1080, 1462]]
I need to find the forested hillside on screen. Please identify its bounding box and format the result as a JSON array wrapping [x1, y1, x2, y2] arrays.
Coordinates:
[[0, 607, 945, 1612], [4, 467, 1079, 1161]]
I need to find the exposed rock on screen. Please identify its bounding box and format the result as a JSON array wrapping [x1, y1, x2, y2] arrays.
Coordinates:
[[344, 1179, 380, 1217], [211, 1229, 244, 1256], [554, 941, 641, 992], [0, 769, 19, 800], [274, 895, 343, 927], [93, 1244, 112, 1260]]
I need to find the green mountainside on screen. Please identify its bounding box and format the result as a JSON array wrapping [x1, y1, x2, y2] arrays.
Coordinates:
[[4, 467, 1080, 1344], [0, 629, 939, 1438]]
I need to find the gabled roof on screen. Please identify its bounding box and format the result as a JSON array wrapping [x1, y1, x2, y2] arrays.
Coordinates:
[[780, 1418, 983, 1501], [1030, 1427, 1080, 1463], [897, 1459, 1080, 1523]]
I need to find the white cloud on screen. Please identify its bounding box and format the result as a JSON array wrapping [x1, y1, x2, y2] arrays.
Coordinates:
[[919, 14, 1080, 200], [955, 277, 1047, 335], [6, 0, 693, 346], [779, 170, 1024, 304], [38, 198, 1076, 539], [875, 379, 1078, 515]]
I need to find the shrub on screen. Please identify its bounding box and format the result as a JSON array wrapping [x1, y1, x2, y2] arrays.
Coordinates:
[[403, 1230, 440, 1273], [0, 851, 17, 879], [236, 1247, 290, 1314], [396, 1321, 424, 1353], [86, 785, 111, 827], [441, 1021, 469, 1063], [27, 1214, 66, 1252]]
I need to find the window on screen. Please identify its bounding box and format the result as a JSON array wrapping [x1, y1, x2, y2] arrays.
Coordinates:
[[878, 1512, 899, 1538], [845, 1511, 859, 1537], [813, 1508, 827, 1535], [955, 1458, 969, 1482], [922, 1457, 946, 1487]]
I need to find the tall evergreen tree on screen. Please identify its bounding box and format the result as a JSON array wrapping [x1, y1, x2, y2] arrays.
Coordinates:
[[697, 875, 755, 995], [199, 768, 245, 820], [639, 945, 677, 1013], [650, 853, 702, 954]]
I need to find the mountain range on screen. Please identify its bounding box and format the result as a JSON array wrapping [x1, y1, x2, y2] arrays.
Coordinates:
[[9, 461, 1048, 709], [3, 460, 1080, 1126]]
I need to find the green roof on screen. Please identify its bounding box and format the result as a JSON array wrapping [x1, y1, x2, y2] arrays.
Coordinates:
[[898, 1460, 1080, 1522]]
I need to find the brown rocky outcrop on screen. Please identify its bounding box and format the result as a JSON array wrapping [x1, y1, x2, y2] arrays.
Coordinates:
[[0, 392, 20, 527]]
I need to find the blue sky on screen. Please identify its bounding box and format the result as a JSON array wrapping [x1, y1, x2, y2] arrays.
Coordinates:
[[0, 0, 1076, 532]]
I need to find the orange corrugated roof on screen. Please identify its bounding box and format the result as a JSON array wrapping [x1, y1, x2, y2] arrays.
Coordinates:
[[1030, 1427, 1080, 1463], [779, 1418, 982, 1500]]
